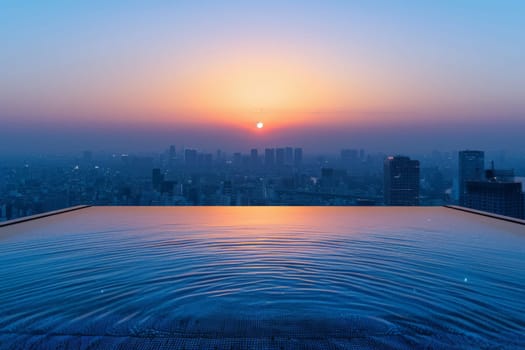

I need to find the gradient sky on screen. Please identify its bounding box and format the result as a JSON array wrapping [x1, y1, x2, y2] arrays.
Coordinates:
[[1, 1, 524, 154]]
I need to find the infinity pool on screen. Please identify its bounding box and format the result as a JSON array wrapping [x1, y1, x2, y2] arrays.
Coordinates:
[[0, 207, 524, 349]]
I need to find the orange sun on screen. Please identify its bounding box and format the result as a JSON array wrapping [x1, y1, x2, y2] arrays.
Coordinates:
[[256, 121, 264, 129]]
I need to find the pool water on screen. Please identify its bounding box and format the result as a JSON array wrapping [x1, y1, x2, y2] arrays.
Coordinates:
[[0, 207, 524, 349]]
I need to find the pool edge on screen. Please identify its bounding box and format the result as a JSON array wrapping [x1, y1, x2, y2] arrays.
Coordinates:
[[444, 205, 525, 226], [0, 205, 91, 228]]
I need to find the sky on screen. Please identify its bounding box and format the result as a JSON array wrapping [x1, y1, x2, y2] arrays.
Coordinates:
[[0, 1, 524, 154]]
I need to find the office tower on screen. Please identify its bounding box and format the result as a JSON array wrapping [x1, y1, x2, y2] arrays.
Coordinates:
[[464, 166, 524, 219], [294, 148, 303, 166], [250, 149, 258, 167], [276, 148, 285, 167], [152, 168, 163, 191], [168, 145, 176, 167], [185, 149, 198, 167], [459, 150, 484, 205], [384, 156, 420, 206], [285, 147, 293, 165], [265, 148, 275, 167], [465, 181, 524, 219], [321, 168, 335, 189]]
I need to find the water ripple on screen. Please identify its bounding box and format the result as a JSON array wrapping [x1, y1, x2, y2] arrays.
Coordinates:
[[0, 207, 524, 349]]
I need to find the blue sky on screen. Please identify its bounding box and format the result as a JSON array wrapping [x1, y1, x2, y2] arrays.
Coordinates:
[[0, 1, 524, 154]]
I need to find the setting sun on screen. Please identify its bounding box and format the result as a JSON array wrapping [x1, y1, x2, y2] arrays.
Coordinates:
[[256, 121, 264, 129]]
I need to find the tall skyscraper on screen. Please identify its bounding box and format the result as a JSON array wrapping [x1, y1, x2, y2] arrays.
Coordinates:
[[276, 148, 285, 167], [465, 181, 524, 219], [265, 148, 275, 168], [384, 156, 420, 206], [464, 165, 525, 219], [285, 147, 293, 165], [168, 145, 176, 167], [250, 149, 258, 167], [184, 149, 198, 167], [152, 168, 163, 191], [294, 148, 303, 167], [459, 150, 484, 205]]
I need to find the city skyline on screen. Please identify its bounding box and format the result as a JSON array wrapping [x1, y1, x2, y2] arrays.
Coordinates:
[[1, 1, 525, 154]]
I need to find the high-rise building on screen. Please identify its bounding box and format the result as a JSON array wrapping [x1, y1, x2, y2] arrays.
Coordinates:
[[276, 148, 285, 167], [464, 166, 524, 219], [152, 168, 163, 191], [169, 145, 176, 159], [384, 156, 420, 206], [465, 181, 524, 219], [265, 148, 275, 167], [285, 147, 293, 165], [185, 149, 198, 167], [250, 149, 258, 167], [168, 145, 176, 167], [294, 148, 303, 167], [459, 150, 484, 205]]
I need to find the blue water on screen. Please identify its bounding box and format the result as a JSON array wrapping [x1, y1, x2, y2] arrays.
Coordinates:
[[0, 207, 524, 349]]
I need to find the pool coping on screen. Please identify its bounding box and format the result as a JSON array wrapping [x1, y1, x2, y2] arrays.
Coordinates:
[[1, 205, 524, 228], [0, 205, 91, 228], [444, 205, 525, 225]]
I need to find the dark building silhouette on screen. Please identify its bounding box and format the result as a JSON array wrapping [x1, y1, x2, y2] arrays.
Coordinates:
[[233, 152, 242, 167], [250, 149, 258, 167], [152, 168, 163, 191], [185, 149, 198, 167], [384, 156, 420, 206], [459, 150, 485, 205], [276, 148, 285, 167], [265, 148, 275, 167], [464, 166, 524, 219], [294, 148, 303, 167], [285, 147, 293, 165], [465, 181, 524, 219]]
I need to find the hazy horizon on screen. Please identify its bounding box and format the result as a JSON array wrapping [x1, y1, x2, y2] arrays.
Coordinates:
[[1, 1, 524, 154]]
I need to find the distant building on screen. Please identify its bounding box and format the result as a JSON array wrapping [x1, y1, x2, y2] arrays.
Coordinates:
[[250, 148, 258, 167], [276, 148, 285, 167], [233, 152, 242, 167], [465, 181, 524, 219], [384, 156, 420, 206], [464, 166, 524, 219], [459, 150, 484, 205], [285, 147, 293, 165], [294, 148, 303, 167], [185, 149, 198, 167], [265, 148, 275, 167], [152, 168, 163, 191]]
